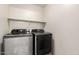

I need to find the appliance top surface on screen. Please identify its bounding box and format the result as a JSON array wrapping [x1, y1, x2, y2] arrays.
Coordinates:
[[4, 33, 32, 38], [32, 32, 52, 35]]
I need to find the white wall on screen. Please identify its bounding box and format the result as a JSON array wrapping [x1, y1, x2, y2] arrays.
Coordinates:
[[44, 4, 79, 55], [8, 4, 45, 32], [8, 4, 44, 21], [0, 4, 9, 54]]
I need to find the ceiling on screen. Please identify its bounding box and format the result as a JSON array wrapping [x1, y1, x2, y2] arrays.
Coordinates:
[[9, 4, 47, 8], [34, 4, 47, 7]]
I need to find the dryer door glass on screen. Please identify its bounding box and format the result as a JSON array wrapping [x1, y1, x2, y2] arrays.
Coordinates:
[[37, 34, 52, 55]]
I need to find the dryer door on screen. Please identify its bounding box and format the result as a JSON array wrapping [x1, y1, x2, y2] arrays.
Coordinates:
[[36, 34, 52, 55]]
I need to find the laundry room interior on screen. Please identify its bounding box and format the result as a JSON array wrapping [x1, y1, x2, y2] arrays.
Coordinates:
[[0, 4, 79, 55]]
